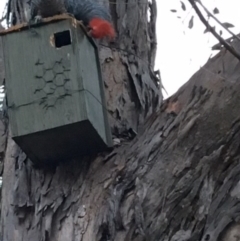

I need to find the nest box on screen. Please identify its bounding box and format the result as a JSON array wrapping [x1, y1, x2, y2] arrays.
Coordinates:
[[0, 17, 112, 165]]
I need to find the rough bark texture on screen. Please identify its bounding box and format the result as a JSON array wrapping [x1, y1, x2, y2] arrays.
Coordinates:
[[100, 0, 160, 136]]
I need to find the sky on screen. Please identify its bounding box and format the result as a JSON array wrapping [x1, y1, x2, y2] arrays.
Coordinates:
[[0, 0, 239, 98], [156, 0, 240, 97]]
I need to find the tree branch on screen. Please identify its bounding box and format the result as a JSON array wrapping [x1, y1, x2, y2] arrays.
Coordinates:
[[188, 0, 240, 61], [212, 34, 240, 50], [197, 0, 240, 43]]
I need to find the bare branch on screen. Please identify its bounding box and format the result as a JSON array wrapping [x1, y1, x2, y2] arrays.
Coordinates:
[[188, 0, 240, 61], [212, 34, 240, 50], [197, 0, 240, 43]]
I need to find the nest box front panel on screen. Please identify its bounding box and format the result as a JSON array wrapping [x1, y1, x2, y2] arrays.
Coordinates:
[[1, 19, 113, 163], [3, 20, 89, 138]]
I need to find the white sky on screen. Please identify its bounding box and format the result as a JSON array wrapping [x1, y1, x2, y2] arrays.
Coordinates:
[[0, 0, 239, 98], [156, 0, 240, 98]]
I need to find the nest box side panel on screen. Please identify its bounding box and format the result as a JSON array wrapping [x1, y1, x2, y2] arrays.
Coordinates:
[[76, 29, 112, 146], [2, 20, 88, 138], [93, 44, 113, 147]]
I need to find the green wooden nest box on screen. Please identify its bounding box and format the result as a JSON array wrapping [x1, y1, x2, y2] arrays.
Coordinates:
[[0, 17, 113, 165]]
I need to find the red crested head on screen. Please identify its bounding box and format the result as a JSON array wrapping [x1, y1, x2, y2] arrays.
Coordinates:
[[89, 18, 116, 40]]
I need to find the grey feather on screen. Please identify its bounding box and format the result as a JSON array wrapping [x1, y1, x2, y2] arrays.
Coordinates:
[[29, 0, 111, 24]]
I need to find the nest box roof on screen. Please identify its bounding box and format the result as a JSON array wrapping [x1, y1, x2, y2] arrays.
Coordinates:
[[0, 15, 86, 36]]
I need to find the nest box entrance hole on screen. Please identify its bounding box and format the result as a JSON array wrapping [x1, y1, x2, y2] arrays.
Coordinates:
[[54, 30, 72, 48]]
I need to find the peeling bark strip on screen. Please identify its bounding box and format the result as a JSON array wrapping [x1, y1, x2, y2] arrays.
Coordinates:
[[99, 0, 160, 136]]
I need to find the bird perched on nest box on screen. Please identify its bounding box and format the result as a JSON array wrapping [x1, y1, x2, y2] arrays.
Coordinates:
[[28, 0, 116, 40]]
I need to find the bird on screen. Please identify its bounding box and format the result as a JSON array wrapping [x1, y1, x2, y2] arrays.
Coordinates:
[[28, 0, 116, 40], [28, 0, 67, 22]]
